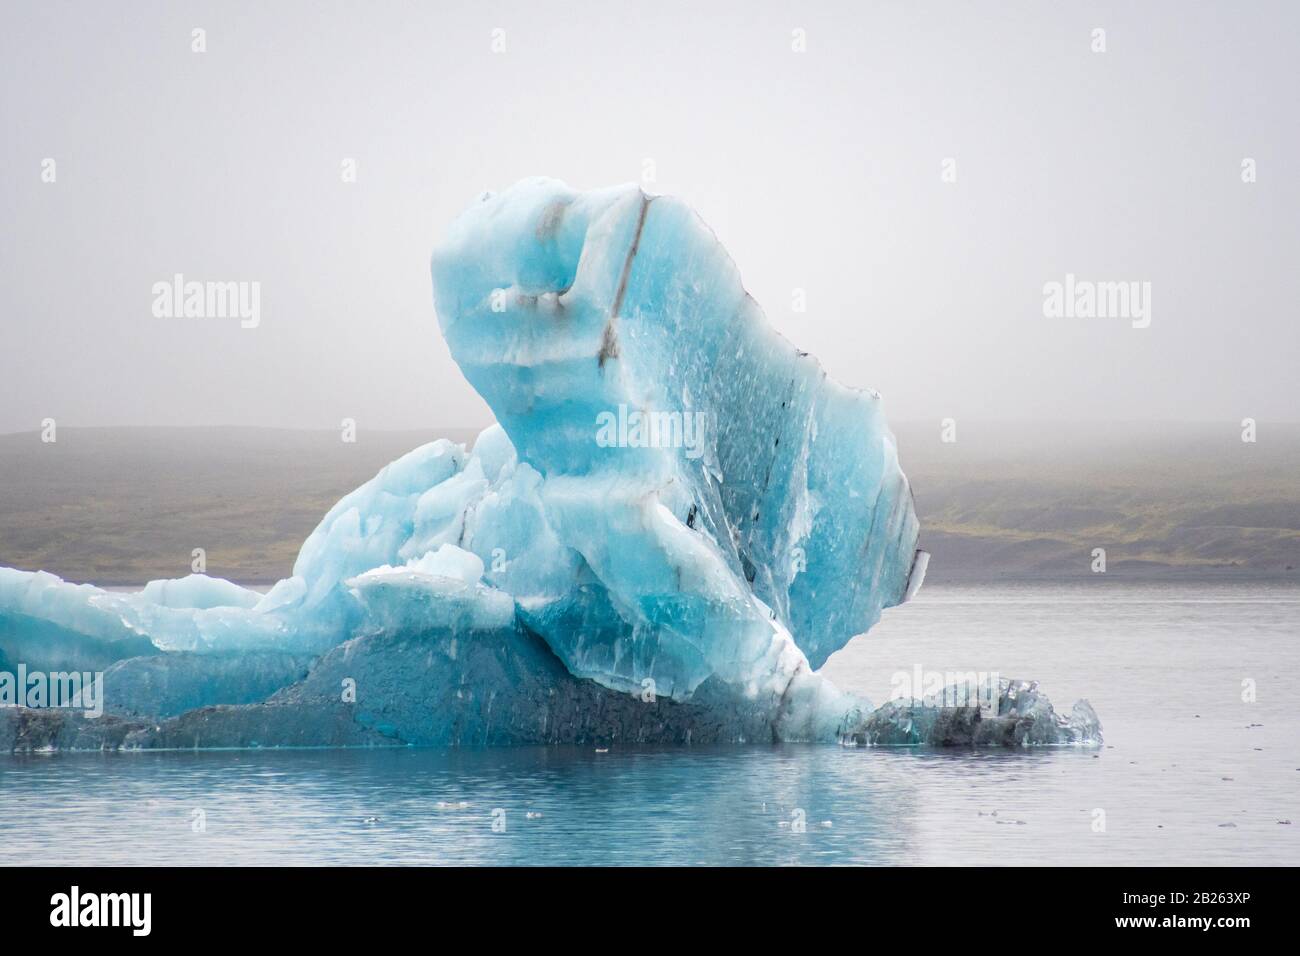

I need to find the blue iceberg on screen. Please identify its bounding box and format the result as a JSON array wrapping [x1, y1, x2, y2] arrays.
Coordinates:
[[0, 179, 1099, 750]]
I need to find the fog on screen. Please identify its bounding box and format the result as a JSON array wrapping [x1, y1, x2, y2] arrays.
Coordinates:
[[2, 0, 1296, 434]]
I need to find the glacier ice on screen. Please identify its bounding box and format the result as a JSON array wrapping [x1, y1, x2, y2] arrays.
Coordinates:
[[431, 180, 919, 686], [841, 678, 1102, 748], [0, 178, 1099, 750]]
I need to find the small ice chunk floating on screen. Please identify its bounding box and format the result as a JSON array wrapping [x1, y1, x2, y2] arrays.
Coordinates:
[[0, 179, 1098, 750]]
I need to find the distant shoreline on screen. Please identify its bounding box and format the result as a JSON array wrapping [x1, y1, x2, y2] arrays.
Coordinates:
[[924, 566, 1300, 586], [3, 423, 1298, 586]]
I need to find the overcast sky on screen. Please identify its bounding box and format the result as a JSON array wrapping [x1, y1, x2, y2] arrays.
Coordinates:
[[2, 0, 1296, 434]]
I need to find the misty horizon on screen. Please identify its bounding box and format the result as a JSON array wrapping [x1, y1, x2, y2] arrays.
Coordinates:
[[3, 0, 1297, 434]]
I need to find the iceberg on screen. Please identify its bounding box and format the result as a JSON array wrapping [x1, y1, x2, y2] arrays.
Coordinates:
[[841, 678, 1102, 748], [0, 178, 1099, 750]]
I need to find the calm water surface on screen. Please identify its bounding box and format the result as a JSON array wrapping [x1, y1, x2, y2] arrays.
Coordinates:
[[3, 582, 1297, 865]]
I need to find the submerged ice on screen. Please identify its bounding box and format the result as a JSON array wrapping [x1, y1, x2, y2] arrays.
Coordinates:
[[0, 178, 1099, 750]]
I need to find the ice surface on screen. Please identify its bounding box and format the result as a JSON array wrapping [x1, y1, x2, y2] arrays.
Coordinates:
[[431, 179, 920, 687], [0, 179, 1099, 749]]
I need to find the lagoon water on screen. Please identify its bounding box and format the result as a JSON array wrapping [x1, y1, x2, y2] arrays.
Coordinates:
[[2, 582, 1297, 866]]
